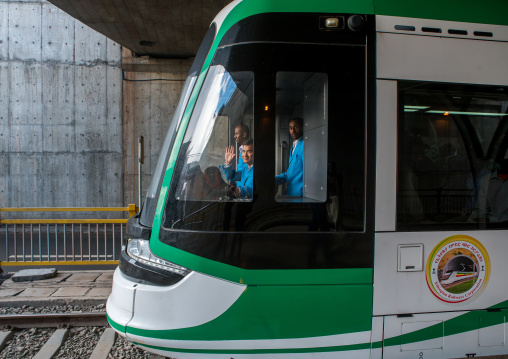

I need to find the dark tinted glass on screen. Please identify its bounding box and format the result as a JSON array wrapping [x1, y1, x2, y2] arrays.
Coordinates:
[[172, 67, 254, 203], [398, 82, 508, 230], [158, 41, 369, 270], [164, 43, 365, 234], [275, 72, 329, 203], [138, 23, 216, 227], [140, 76, 196, 227]]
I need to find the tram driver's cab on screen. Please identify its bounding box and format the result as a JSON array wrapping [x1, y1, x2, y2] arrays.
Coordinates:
[[165, 42, 366, 235], [147, 13, 373, 270]]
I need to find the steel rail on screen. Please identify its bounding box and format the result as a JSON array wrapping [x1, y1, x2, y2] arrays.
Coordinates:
[[0, 312, 108, 329]]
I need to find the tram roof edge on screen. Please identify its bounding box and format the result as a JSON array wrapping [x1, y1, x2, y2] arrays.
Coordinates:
[[214, 0, 508, 32]]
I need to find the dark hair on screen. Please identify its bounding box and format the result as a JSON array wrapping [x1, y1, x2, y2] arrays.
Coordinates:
[[243, 139, 254, 147], [236, 123, 250, 139], [290, 117, 303, 127]]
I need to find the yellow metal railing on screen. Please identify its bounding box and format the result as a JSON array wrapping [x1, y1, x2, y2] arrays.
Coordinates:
[[0, 204, 138, 223], [0, 204, 138, 266]]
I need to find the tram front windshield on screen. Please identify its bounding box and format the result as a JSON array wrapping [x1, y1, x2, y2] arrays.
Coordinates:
[[163, 41, 366, 236]]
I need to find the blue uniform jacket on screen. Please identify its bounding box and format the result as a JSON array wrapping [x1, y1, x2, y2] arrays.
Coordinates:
[[220, 163, 253, 197], [275, 139, 303, 196], [237, 149, 247, 173]]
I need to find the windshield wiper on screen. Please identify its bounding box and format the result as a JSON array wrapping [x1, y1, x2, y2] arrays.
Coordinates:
[[171, 202, 216, 229]]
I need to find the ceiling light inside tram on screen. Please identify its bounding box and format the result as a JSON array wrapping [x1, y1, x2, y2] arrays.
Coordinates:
[[426, 110, 508, 116], [404, 105, 430, 110], [404, 105, 429, 112]]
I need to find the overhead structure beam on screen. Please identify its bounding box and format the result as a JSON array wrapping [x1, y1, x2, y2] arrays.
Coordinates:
[[48, 0, 231, 58]]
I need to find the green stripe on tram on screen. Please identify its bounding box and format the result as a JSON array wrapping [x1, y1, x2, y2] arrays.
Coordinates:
[[150, 239, 374, 285], [126, 284, 373, 340], [135, 341, 371, 355], [132, 302, 508, 355], [112, 300, 508, 351], [107, 314, 125, 333], [375, 0, 508, 26]]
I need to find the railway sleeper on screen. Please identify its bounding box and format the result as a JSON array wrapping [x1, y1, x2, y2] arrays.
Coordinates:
[[90, 328, 116, 359], [33, 328, 69, 359], [0, 326, 171, 358], [0, 330, 13, 352]]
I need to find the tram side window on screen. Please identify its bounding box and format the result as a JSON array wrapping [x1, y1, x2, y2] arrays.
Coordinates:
[[174, 67, 254, 202], [275, 72, 328, 202], [397, 82, 508, 230]]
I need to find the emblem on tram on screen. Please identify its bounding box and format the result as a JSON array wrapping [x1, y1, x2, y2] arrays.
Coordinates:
[[426, 235, 490, 303]]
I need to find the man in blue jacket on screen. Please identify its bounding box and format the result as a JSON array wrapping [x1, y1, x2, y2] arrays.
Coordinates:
[[276, 118, 304, 197], [233, 124, 250, 173], [220, 139, 254, 198]]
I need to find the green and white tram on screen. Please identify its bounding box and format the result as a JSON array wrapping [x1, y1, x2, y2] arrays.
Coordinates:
[[107, 0, 508, 357]]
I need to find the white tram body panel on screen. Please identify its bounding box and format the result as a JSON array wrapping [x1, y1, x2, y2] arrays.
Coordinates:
[[373, 230, 508, 315], [375, 15, 508, 232], [107, 268, 246, 335], [373, 15, 508, 357], [382, 311, 508, 358]]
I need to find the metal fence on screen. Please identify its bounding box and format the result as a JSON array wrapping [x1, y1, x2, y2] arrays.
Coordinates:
[[0, 205, 137, 266]]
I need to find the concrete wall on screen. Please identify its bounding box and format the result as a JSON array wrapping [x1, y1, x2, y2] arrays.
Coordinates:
[[122, 49, 192, 206], [0, 0, 123, 218], [0, 0, 192, 219]]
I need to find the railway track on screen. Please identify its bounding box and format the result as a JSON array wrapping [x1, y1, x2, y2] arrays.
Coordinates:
[[0, 313, 108, 330], [0, 313, 168, 359]]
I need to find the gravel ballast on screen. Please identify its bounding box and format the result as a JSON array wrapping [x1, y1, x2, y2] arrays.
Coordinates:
[[0, 303, 106, 315], [54, 327, 105, 358], [108, 335, 153, 359], [0, 328, 55, 359], [0, 303, 174, 358]]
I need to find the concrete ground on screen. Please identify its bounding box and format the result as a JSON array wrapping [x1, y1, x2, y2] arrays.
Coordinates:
[[0, 270, 113, 307]]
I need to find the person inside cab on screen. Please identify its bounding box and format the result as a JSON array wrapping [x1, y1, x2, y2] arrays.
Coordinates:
[[220, 139, 254, 198], [233, 124, 250, 172], [276, 117, 304, 196]]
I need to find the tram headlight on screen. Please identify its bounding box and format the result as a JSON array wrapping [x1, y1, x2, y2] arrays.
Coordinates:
[[126, 238, 190, 276]]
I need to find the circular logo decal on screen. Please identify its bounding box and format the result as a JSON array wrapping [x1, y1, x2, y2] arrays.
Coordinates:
[[426, 235, 490, 303]]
